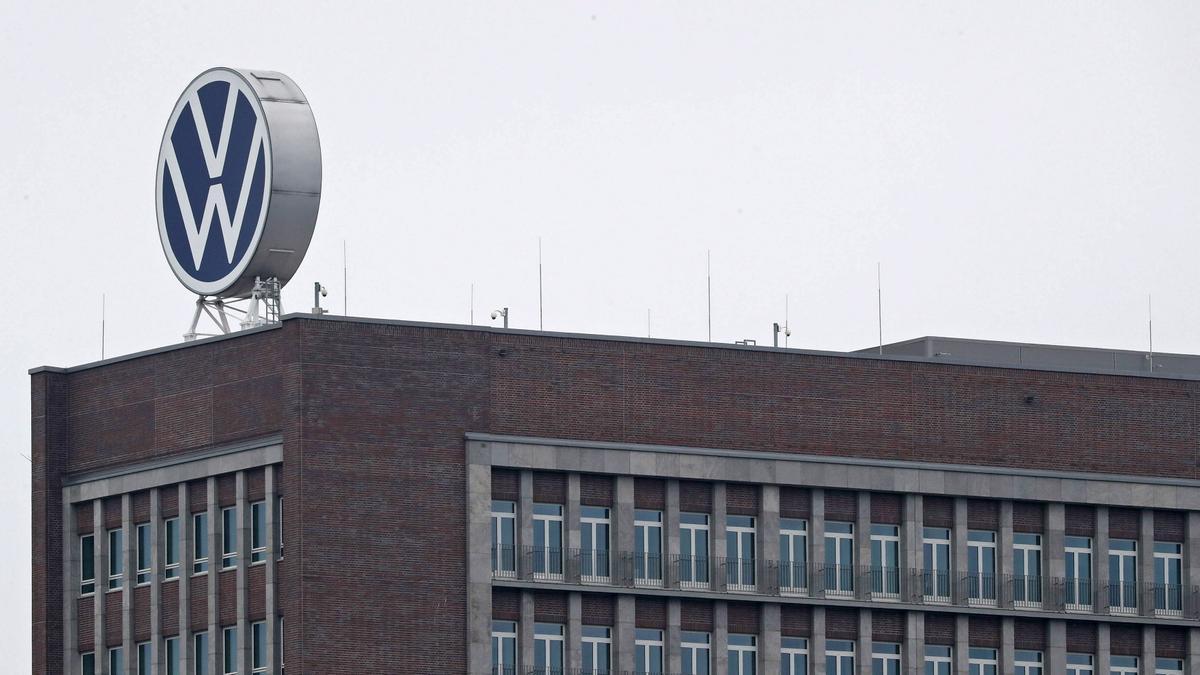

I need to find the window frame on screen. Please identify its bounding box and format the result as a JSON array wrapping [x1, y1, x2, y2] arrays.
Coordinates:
[[222, 626, 238, 675], [1012, 533, 1043, 608], [136, 523, 151, 586], [824, 521, 855, 596], [251, 620, 267, 674], [164, 517, 180, 581], [164, 636, 180, 675], [1064, 536, 1092, 611], [780, 518, 808, 595], [922, 527, 952, 603], [634, 509, 664, 586], [1013, 649, 1043, 675], [107, 528, 123, 591], [634, 627, 664, 675], [681, 630, 710, 675], [1108, 539, 1138, 614], [221, 506, 238, 570], [924, 645, 952, 675], [533, 622, 565, 674], [193, 631, 209, 675], [581, 625, 611, 675], [1155, 657, 1184, 675], [80, 534, 95, 596], [968, 647, 998, 675], [250, 501, 267, 564], [532, 503, 565, 581], [725, 515, 757, 592], [872, 641, 901, 675], [137, 641, 151, 675], [1066, 652, 1093, 675], [870, 524, 901, 600], [967, 530, 998, 605], [491, 620, 518, 675], [781, 636, 808, 675], [108, 647, 124, 675], [1109, 655, 1138, 675], [81, 652, 95, 675], [490, 500, 517, 578], [193, 513, 209, 575], [825, 638, 855, 675], [1153, 541, 1183, 615], [727, 633, 757, 675], [580, 505, 611, 584], [679, 511, 711, 590]]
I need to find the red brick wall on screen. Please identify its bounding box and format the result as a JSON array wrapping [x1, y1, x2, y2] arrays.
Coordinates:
[[532, 591, 567, 622], [1013, 619, 1045, 650], [635, 597, 665, 628], [923, 497, 954, 528], [679, 599, 712, 631], [871, 493, 903, 524], [969, 615, 999, 647], [779, 605, 811, 636], [492, 468, 519, 501], [1110, 624, 1141, 655], [679, 481, 711, 513], [1013, 502, 1043, 533], [1156, 511, 1185, 542], [924, 613, 955, 645], [825, 608, 858, 639], [726, 602, 759, 634], [726, 483, 759, 515], [872, 609, 904, 641], [825, 490, 857, 522], [581, 474, 614, 506], [779, 487, 810, 519], [634, 478, 665, 510], [1065, 621, 1095, 653], [1158, 626, 1186, 658], [581, 595, 613, 626], [1065, 505, 1094, 536]]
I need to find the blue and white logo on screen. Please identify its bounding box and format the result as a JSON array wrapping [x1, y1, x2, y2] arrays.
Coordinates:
[[157, 69, 272, 296]]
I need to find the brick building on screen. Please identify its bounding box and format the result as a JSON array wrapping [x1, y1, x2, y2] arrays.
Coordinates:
[[30, 315, 1200, 674]]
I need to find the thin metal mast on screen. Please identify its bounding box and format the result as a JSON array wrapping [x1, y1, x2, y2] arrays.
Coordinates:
[[785, 293, 789, 348], [538, 237, 544, 331], [1148, 294, 1154, 372], [470, 283, 475, 324], [877, 262, 883, 354], [343, 240, 348, 315], [707, 250, 712, 342], [101, 294, 106, 359]]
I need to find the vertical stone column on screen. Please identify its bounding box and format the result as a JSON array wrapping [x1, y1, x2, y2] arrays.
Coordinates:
[[206, 477, 219, 675], [121, 493, 134, 675], [666, 599, 682, 674], [1047, 620, 1066, 674], [953, 614, 969, 674], [952, 498, 968, 605], [999, 501, 1014, 609], [1096, 507, 1110, 614], [811, 489, 826, 598], [615, 477, 634, 585], [713, 483, 728, 592], [1188, 627, 1200, 673], [150, 488, 161, 674], [999, 616, 1014, 674], [902, 495, 923, 603], [760, 603, 781, 675], [712, 601, 729, 675], [903, 611, 923, 675], [761, 485, 780, 594], [615, 595, 635, 673], [1187, 513, 1200, 619], [857, 608, 872, 675], [1140, 625, 1155, 675], [519, 471, 534, 579], [236, 473, 250, 673], [1140, 509, 1155, 618], [1046, 504, 1065, 611], [519, 591, 535, 671], [665, 480, 680, 589], [178, 485, 191, 675], [94, 504, 106, 675], [264, 467, 279, 675], [63, 498, 78, 675], [567, 593, 583, 673], [811, 606, 826, 675], [567, 474, 582, 585], [1095, 623, 1110, 674], [856, 493, 871, 601]]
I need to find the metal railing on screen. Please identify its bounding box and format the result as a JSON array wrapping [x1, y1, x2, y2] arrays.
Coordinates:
[[489, 546, 1200, 621]]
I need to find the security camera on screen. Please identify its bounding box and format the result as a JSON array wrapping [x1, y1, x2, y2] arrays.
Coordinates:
[[491, 311, 499, 319], [320, 286, 328, 297], [785, 328, 792, 337]]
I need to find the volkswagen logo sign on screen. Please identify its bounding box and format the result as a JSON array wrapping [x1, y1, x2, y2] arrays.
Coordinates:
[[157, 67, 321, 298]]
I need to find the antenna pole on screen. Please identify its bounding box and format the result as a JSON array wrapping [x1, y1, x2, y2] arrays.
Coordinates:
[[470, 284, 475, 324], [707, 250, 712, 342], [343, 240, 348, 315], [1148, 294, 1154, 372], [101, 293, 106, 359], [877, 262, 883, 354], [785, 294, 789, 348], [538, 237, 544, 331], [647, 309, 651, 338]]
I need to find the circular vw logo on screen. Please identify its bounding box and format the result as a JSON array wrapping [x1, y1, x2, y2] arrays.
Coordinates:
[[157, 69, 272, 296]]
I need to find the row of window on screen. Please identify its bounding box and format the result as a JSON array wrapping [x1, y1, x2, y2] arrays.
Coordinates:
[[80, 499, 282, 595], [493, 502, 1186, 612], [80, 619, 281, 675], [490, 623, 1185, 675]]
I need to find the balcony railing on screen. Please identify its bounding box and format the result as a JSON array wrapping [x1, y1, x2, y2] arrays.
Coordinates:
[[489, 546, 1200, 621]]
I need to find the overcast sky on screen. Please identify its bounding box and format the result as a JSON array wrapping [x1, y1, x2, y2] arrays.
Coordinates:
[[5, 2, 1200, 665]]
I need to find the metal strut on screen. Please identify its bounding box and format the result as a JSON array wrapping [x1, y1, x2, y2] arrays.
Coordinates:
[[183, 276, 283, 341]]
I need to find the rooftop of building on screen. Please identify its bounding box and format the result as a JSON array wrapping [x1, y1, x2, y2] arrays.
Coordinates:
[[30, 313, 1200, 381]]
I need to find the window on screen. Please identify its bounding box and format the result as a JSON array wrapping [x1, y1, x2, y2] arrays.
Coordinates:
[[726, 515, 757, 592], [635, 628, 663, 675], [871, 525, 901, 600], [781, 636, 808, 675], [681, 631, 710, 675], [276, 496, 284, 559], [278, 616, 285, 675], [1110, 655, 1138, 675], [252, 621, 267, 673], [223, 627, 237, 675], [1066, 653, 1093, 675], [251, 501, 267, 564], [532, 503, 564, 581], [193, 513, 209, 574], [136, 523, 151, 585], [728, 633, 756, 675], [137, 641, 151, 675], [779, 519, 808, 594], [491, 501, 516, 577], [108, 529, 123, 590], [1154, 542, 1183, 615], [826, 639, 855, 675], [1156, 658, 1184, 675], [81, 652, 95, 675], [581, 625, 611, 675], [679, 512, 710, 589], [221, 507, 238, 569], [824, 522, 854, 596], [1109, 539, 1138, 614], [165, 636, 180, 675], [924, 645, 951, 675], [194, 632, 209, 675], [635, 510, 663, 586], [80, 534, 95, 595], [491, 620, 517, 675], [1014, 649, 1042, 675], [580, 506, 611, 583], [1012, 534, 1042, 608], [922, 527, 951, 602], [1064, 536, 1092, 611], [968, 647, 997, 675], [164, 518, 180, 580], [532, 623, 564, 674], [967, 531, 997, 605], [109, 647, 124, 675], [872, 642, 900, 675]]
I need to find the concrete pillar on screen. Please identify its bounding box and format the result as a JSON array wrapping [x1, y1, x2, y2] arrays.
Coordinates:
[[63, 498, 78, 675], [264, 467, 280, 675], [666, 599, 682, 674], [519, 471, 534, 578], [1046, 504, 1065, 612], [761, 485, 780, 595], [811, 489, 826, 598], [178, 484, 191, 675], [761, 603, 781, 675], [953, 498, 968, 606], [998, 501, 1014, 609], [122, 493, 133, 675], [902, 495, 923, 604], [236, 472, 250, 674], [713, 484, 728, 592], [519, 591, 535, 671], [1140, 509, 1155, 618], [95, 502, 107, 675], [1187, 513, 1200, 619], [615, 595, 635, 673], [1096, 623, 1111, 675], [811, 606, 826, 675], [567, 592, 583, 672], [999, 616, 1014, 674], [903, 611, 923, 675], [1047, 620, 1066, 674], [713, 601, 729, 675], [207, 477, 218, 675], [1096, 507, 1110, 614], [567, 474, 581, 585], [1141, 625, 1155, 675], [856, 493, 871, 601], [857, 608, 872, 675], [953, 614, 969, 674], [1188, 627, 1200, 672], [149, 489, 161, 675], [665, 480, 680, 589], [615, 477, 634, 585]]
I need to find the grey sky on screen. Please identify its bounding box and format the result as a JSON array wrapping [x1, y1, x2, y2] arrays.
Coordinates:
[[5, 3, 1200, 665]]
